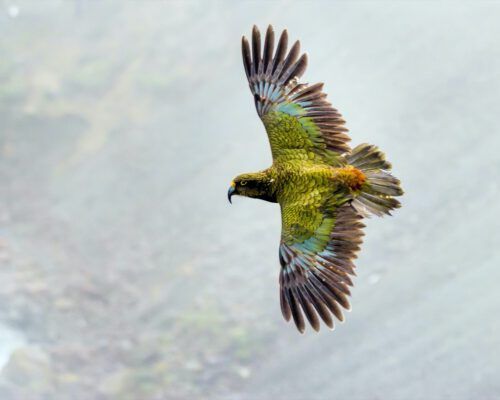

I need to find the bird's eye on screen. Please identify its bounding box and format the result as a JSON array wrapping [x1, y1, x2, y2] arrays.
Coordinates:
[[240, 180, 247, 186]]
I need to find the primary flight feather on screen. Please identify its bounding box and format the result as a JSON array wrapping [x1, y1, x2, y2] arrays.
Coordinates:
[[228, 25, 403, 333]]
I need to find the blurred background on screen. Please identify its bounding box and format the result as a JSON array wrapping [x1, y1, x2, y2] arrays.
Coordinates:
[[1, 1, 500, 399]]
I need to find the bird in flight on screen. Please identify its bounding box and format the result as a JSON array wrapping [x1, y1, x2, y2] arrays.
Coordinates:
[[228, 25, 403, 333]]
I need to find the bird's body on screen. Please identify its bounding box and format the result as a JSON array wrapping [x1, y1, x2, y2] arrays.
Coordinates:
[[243, 162, 366, 230], [229, 25, 403, 333], [243, 162, 357, 198]]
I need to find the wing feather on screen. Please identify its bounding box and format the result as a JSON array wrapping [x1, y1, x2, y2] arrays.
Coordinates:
[[263, 25, 275, 70], [242, 25, 351, 162], [241, 37, 252, 80], [279, 203, 365, 332]]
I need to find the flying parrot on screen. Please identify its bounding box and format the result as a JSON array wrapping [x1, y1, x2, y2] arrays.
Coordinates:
[[228, 25, 403, 333]]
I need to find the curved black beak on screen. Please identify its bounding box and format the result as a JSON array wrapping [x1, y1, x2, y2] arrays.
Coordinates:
[[227, 183, 236, 204]]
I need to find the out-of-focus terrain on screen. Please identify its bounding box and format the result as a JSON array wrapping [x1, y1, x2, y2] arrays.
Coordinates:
[[0, 1, 499, 399]]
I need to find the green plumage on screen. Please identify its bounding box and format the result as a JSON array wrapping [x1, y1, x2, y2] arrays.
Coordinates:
[[229, 25, 403, 333]]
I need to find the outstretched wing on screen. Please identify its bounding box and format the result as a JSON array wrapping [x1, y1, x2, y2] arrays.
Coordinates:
[[279, 201, 365, 333], [242, 25, 351, 164]]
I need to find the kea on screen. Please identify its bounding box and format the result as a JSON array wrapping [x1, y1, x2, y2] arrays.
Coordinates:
[[228, 25, 403, 333]]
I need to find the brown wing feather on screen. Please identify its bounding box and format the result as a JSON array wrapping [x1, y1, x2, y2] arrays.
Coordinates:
[[279, 204, 365, 333], [242, 25, 351, 156]]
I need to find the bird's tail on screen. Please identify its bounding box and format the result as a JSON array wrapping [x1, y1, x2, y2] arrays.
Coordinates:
[[346, 144, 403, 217]]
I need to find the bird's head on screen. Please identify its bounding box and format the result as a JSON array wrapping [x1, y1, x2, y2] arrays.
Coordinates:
[[227, 172, 275, 203]]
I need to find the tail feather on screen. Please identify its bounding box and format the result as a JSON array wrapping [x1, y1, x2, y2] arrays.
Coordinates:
[[347, 144, 403, 217]]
